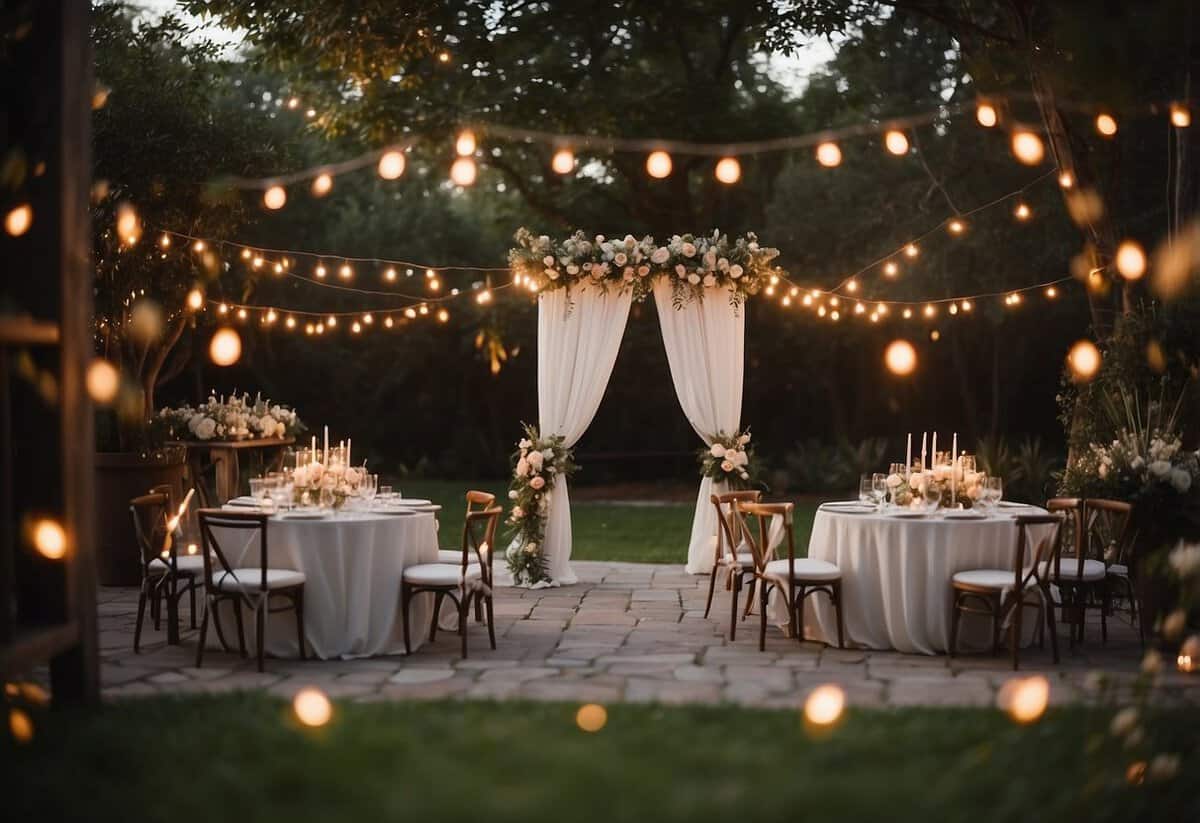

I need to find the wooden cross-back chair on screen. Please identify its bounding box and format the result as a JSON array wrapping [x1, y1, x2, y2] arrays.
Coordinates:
[[704, 490, 762, 640], [1086, 498, 1139, 643], [735, 500, 844, 651], [949, 514, 1063, 670], [401, 505, 502, 659], [195, 509, 307, 672], [129, 492, 203, 652], [438, 490, 497, 563], [1045, 497, 1111, 646]]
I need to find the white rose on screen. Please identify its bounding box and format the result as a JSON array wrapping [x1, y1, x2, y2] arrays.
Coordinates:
[[1170, 468, 1192, 493], [543, 255, 555, 267], [527, 451, 544, 470], [702, 274, 716, 287], [717, 257, 729, 271], [687, 273, 701, 285], [729, 264, 744, 279], [508, 489, 518, 500], [518, 438, 532, 449], [512, 506, 525, 519], [194, 418, 217, 440], [1149, 460, 1172, 478], [709, 443, 727, 458], [720, 460, 735, 472], [566, 264, 579, 275], [886, 473, 903, 488], [681, 242, 696, 257], [650, 247, 670, 265]]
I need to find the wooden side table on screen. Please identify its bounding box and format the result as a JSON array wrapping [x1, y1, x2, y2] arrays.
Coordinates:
[[169, 438, 295, 505]]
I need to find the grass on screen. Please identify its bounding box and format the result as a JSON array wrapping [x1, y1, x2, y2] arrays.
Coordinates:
[[399, 479, 818, 564], [3, 695, 1196, 822]]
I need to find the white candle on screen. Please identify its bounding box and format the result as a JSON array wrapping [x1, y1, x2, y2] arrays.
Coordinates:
[[951, 433, 958, 503], [905, 433, 912, 479], [932, 432, 938, 467], [921, 431, 927, 470], [347, 438, 351, 468], [324, 426, 329, 463]]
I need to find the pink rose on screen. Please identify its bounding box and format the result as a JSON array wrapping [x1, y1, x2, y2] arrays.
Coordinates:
[[530, 475, 546, 490]]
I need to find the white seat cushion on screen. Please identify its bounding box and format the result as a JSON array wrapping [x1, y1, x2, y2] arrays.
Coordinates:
[[719, 551, 755, 567], [150, 554, 206, 574], [403, 562, 481, 586], [952, 569, 1034, 590], [763, 558, 840, 582], [437, 549, 466, 564], [1040, 558, 1106, 582], [213, 568, 305, 591], [1107, 563, 1129, 578]]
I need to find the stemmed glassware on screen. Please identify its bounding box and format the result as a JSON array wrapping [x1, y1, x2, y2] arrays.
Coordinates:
[[986, 476, 1003, 510], [921, 480, 941, 513], [872, 473, 888, 510], [859, 474, 875, 506]]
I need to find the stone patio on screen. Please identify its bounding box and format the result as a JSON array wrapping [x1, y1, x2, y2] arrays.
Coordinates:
[[93, 561, 1197, 709]]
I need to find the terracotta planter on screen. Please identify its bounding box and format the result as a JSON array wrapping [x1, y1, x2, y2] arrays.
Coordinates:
[[94, 449, 188, 586]]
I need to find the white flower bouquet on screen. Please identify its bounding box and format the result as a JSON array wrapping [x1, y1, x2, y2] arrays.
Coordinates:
[[506, 423, 576, 586], [291, 460, 362, 508], [902, 466, 987, 508], [698, 430, 756, 488], [157, 391, 305, 443], [1063, 429, 1199, 502]]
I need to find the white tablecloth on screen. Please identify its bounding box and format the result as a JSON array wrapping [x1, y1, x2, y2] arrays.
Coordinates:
[[209, 510, 438, 659], [802, 504, 1051, 654]]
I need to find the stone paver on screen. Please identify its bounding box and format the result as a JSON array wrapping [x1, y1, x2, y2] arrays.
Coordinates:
[[73, 562, 1197, 709]]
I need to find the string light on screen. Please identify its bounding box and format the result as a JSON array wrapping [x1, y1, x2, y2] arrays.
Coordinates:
[[884, 130, 909, 155], [646, 150, 672, 178], [1095, 113, 1118, 136], [384, 316, 394, 328], [923, 304, 936, 318], [378, 150, 406, 180], [236, 307, 248, 319], [338, 263, 353, 280], [1170, 103, 1191, 128], [327, 316, 338, 328], [315, 264, 327, 279], [948, 219, 966, 234], [1115, 239, 1146, 279], [948, 302, 959, 315], [1011, 131, 1045, 165], [815, 141, 842, 167], [241, 248, 252, 260], [209, 327, 242, 366], [384, 267, 398, 282], [186, 288, 204, 310], [285, 315, 296, 329], [158, 233, 171, 249], [551, 148, 575, 174], [845, 279, 859, 293], [455, 130, 477, 156], [1014, 202, 1031, 220], [450, 157, 477, 186], [476, 289, 493, 305], [883, 261, 899, 278], [714, 156, 741, 184], [116, 202, 140, 244], [437, 308, 450, 323], [362, 313, 373, 325], [263, 185, 287, 210], [193, 239, 206, 253], [218, 302, 228, 315], [976, 101, 998, 127], [1057, 171, 1075, 189], [312, 173, 333, 197], [960, 299, 972, 311], [904, 243, 919, 258], [902, 308, 913, 319], [1045, 286, 1058, 298], [428, 277, 441, 292], [265, 308, 277, 324], [351, 321, 362, 333]]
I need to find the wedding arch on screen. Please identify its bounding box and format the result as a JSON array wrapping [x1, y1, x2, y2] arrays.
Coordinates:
[[502, 228, 781, 587]]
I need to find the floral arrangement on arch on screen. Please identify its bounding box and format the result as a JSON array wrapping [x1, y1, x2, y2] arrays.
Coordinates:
[[157, 392, 305, 442], [698, 430, 756, 487], [508, 228, 782, 307], [505, 424, 577, 586]]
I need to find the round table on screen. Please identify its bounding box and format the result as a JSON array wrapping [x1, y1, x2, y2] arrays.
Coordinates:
[[803, 503, 1051, 654], [209, 509, 438, 659]]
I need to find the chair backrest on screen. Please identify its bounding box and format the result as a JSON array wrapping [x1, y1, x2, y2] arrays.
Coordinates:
[[197, 508, 270, 592], [736, 500, 794, 574], [1084, 498, 1134, 572], [1045, 498, 1085, 579], [455, 506, 503, 588], [130, 492, 171, 577], [710, 490, 762, 564], [465, 490, 496, 513], [1010, 513, 1064, 592]]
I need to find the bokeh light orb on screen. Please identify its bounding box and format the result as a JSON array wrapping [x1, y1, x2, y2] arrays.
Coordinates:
[[816, 141, 842, 168], [209, 327, 242, 367], [645, 150, 672, 179], [714, 156, 741, 184], [293, 687, 332, 727], [378, 150, 407, 180], [1067, 340, 1102, 382], [575, 703, 608, 733], [804, 684, 846, 726], [86, 359, 120, 404]]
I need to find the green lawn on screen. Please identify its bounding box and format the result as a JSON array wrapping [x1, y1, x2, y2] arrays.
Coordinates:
[[4, 696, 1195, 822], [400, 479, 818, 564]]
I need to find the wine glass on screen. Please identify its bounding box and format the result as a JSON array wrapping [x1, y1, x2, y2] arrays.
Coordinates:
[[859, 474, 874, 505], [872, 473, 888, 509], [987, 476, 1004, 509], [960, 454, 977, 474], [362, 473, 378, 506], [379, 484, 393, 499], [921, 480, 941, 513], [249, 477, 267, 507]]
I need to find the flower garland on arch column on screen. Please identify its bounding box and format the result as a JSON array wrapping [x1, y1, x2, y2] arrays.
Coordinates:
[[505, 424, 577, 587]]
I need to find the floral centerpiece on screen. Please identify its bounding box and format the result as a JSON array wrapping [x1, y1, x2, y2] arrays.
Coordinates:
[[508, 228, 783, 307], [892, 466, 986, 508], [505, 424, 577, 586], [157, 392, 305, 442], [291, 459, 363, 509], [698, 430, 756, 488]]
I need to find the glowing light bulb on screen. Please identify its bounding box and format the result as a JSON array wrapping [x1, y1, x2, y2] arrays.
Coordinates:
[[252, 256, 264, 269], [236, 308, 248, 320], [551, 148, 575, 174], [116, 203, 140, 244], [884, 130, 909, 155], [312, 173, 333, 197], [1116, 240, 1146, 279], [883, 261, 898, 278], [902, 308, 913, 319], [186, 288, 204, 310], [351, 321, 362, 334], [327, 316, 337, 328], [287, 97, 300, 110], [418, 305, 429, 315], [159, 233, 171, 249], [476, 289, 493, 305], [1011, 131, 1045, 165], [241, 248, 252, 260], [846, 279, 859, 293], [338, 263, 353, 280], [1014, 202, 1031, 220], [1045, 286, 1058, 298], [450, 157, 477, 186], [949, 302, 959, 315], [428, 278, 441, 292], [960, 299, 972, 311], [263, 185, 287, 210], [904, 243, 918, 258], [1170, 103, 1191, 128], [714, 156, 741, 184], [646, 150, 672, 178], [948, 219, 965, 235], [315, 264, 327, 279], [209, 328, 241, 366], [1058, 171, 1075, 189], [455, 130, 476, 156], [362, 313, 373, 325], [286, 316, 296, 329], [384, 316, 394, 328], [437, 51, 451, 63], [265, 309, 277, 324], [378, 150, 406, 180], [976, 102, 998, 127], [1095, 113, 1118, 136], [816, 141, 842, 167], [885, 340, 917, 376], [86, 359, 119, 404], [437, 308, 450, 323], [384, 267, 397, 281]]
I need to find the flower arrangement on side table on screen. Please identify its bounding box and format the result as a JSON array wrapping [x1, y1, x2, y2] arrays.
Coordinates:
[[157, 392, 305, 442], [698, 430, 757, 488], [505, 424, 577, 587]]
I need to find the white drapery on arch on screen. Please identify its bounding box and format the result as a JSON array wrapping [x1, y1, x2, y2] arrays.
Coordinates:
[[652, 279, 745, 574], [532, 281, 633, 585]]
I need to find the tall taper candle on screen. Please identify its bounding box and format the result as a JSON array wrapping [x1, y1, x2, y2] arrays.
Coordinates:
[[324, 426, 329, 464], [932, 432, 938, 467], [347, 438, 351, 468], [906, 433, 912, 479]]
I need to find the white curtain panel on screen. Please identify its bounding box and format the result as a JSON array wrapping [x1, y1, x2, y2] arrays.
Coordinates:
[[534, 282, 633, 585], [652, 279, 745, 574]]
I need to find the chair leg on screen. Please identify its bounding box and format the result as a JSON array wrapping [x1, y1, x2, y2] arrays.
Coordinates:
[[459, 596, 469, 660], [1100, 583, 1109, 644], [759, 582, 769, 652], [151, 583, 161, 631], [474, 594, 483, 623], [294, 588, 307, 661], [195, 601, 210, 668], [729, 575, 740, 641], [1043, 584, 1060, 664], [255, 602, 266, 673], [233, 598, 247, 658], [1010, 597, 1023, 671], [788, 585, 799, 643], [134, 585, 148, 654], [742, 578, 756, 620], [401, 583, 412, 655], [796, 586, 806, 645], [485, 594, 496, 650], [189, 582, 198, 630], [430, 591, 445, 642], [703, 567, 719, 619], [948, 594, 962, 659], [833, 582, 845, 649], [990, 599, 1001, 657]]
